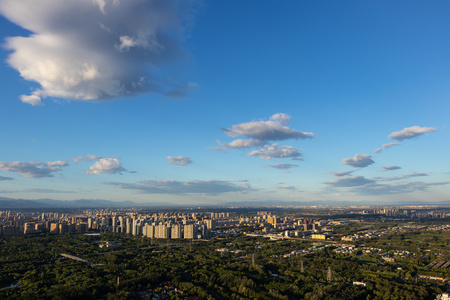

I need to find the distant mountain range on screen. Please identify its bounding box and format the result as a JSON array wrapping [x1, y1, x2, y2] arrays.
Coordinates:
[[0, 197, 138, 208], [0, 197, 449, 209]]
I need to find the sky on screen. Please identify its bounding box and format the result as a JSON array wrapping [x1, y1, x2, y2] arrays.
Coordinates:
[[0, 0, 449, 205]]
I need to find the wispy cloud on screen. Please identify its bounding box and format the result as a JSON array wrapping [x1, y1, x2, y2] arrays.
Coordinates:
[[342, 154, 374, 168], [373, 172, 428, 182], [105, 179, 252, 195], [382, 165, 401, 171], [0, 176, 13, 181], [72, 155, 102, 163], [351, 181, 449, 195], [164, 82, 199, 99], [388, 126, 436, 141], [325, 176, 375, 187], [267, 163, 298, 170], [167, 156, 193, 166], [330, 169, 360, 177], [22, 188, 75, 194], [0, 160, 68, 178], [374, 142, 401, 153], [0, 0, 196, 105], [278, 184, 301, 192]]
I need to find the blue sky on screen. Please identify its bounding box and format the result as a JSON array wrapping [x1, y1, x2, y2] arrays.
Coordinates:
[[0, 0, 449, 205]]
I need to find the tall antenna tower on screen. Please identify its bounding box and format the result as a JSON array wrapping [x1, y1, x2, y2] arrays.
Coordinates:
[[300, 260, 304, 273]]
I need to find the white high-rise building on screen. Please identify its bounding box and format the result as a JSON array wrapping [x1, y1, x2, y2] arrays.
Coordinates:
[[156, 224, 169, 239], [206, 219, 217, 230], [126, 218, 131, 235], [184, 224, 194, 239], [146, 225, 155, 238], [171, 224, 181, 239], [132, 219, 138, 236]]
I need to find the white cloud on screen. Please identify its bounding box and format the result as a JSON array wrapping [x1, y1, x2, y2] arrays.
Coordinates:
[[382, 165, 401, 171], [374, 142, 401, 153], [373, 172, 428, 182], [105, 179, 252, 195], [351, 181, 449, 195], [218, 138, 266, 149], [22, 188, 75, 193], [86, 157, 127, 175], [270, 113, 291, 125], [20, 94, 43, 106], [278, 185, 300, 191], [268, 163, 298, 170], [0, 160, 68, 178], [325, 176, 375, 187], [330, 169, 359, 176], [249, 144, 303, 160], [388, 126, 436, 141], [167, 156, 192, 166], [342, 154, 374, 168], [47, 160, 69, 170], [222, 113, 316, 141], [72, 154, 102, 163], [0, 0, 195, 105]]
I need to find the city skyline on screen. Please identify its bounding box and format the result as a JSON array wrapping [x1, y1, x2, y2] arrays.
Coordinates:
[[0, 0, 449, 205]]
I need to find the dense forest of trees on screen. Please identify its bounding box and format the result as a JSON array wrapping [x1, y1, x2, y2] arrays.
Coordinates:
[[1, 223, 449, 299]]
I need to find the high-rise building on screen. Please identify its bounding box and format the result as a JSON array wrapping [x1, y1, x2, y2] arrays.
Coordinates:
[[24, 223, 35, 235], [126, 218, 131, 235], [184, 224, 194, 239], [156, 224, 169, 239], [171, 224, 181, 239], [146, 225, 155, 238], [268, 216, 278, 226], [59, 223, 69, 235], [132, 219, 138, 236], [50, 223, 59, 234], [206, 219, 217, 230]]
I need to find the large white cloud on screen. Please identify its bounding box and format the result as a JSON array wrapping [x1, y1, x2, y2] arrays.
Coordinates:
[[388, 126, 436, 141], [167, 156, 192, 166], [0, 0, 195, 105], [216, 114, 315, 161], [249, 144, 303, 160], [342, 154, 374, 168], [0, 160, 68, 178], [86, 157, 127, 175], [105, 179, 251, 195]]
